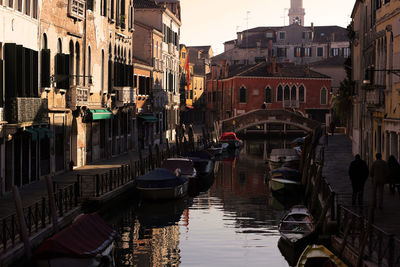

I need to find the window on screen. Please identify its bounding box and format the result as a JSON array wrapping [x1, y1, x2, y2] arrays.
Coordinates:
[[331, 48, 339, 56], [239, 86, 247, 103], [342, 47, 350, 58], [264, 86, 273, 103], [304, 47, 312, 57], [32, 0, 37, 18], [299, 85, 305, 102], [75, 42, 80, 85], [68, 0, 85, 20], [277, 48, 287, 57], [317, 47, 323, 57], [17, 0, 22, 12], [284, 85, 290, 100], [320, 87, 327, 105], [101, 50, 104, 92], [57, 38, 62, 54], [279, 32, 286, 40], [87, 46, 91, 84], [295, 47, 302, 57], [291, 85, 297, 100], [212, 91, 216, 103], [100, 0, 107, 16], [266, 32, 273, 38], [8, 0, 13, 8], [277, 85, 283, 101]]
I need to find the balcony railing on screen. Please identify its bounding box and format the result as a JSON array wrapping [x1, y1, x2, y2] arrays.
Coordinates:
[[366, 88, 385, 107], [5, 98, 48, 124], [283, 100, 300, 108], [67, 86, 89, 108], [114, 87, 136, 107]]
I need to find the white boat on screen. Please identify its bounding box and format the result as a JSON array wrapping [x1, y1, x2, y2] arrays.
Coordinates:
[[161, 158, 197, 179], [267, 148, 300, 170], [34, 213, 116, 267]]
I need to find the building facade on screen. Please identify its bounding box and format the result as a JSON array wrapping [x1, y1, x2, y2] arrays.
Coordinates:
[[206, 61, 332, 127]]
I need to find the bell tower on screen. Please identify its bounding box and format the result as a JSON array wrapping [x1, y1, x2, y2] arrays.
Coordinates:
[[288, 0, 305, 26]]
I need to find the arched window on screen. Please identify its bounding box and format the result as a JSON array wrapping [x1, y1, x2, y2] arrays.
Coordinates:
[[320, 87, 327, 105], [87, 46, 91, 85], [156, 41, 158, 58], [57, 38, 62, 54], [284, 85, 290, 100], [75, 42, 80, 85], [69, 41, 74, 85], [239, 86, 247, 103], [264, 86, 273, 103], [277, 85, 283, 101], [42, 34, 48, 49], [291, 85, 296, 100], [299, 85, 305, 102]]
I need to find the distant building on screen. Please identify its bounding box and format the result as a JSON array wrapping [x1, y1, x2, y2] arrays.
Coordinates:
[[206, 61, 332, 126]]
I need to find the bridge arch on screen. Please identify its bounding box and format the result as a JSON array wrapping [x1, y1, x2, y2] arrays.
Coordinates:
[[220, 109, 321, 134]]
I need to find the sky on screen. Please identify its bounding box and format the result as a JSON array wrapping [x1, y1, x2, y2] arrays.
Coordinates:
[[180, 0, 356, 55]]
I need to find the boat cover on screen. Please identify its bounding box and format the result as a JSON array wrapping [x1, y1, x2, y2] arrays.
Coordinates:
[[183, 150, 214, 160], [161, 159, 195, 176], [136, 168, 188, 188], [219, 132, 239, 141], [34, 213, 116, 259]]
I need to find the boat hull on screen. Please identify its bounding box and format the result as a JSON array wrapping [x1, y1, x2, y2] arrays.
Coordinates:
[[137, 180, 189, 201], [297, 244, 348, 267], [270, 178, 303, 195], [268, 160, 300, 171]]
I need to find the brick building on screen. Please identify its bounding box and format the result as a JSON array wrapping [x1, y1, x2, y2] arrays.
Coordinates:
[[206, 61, 332, 127]]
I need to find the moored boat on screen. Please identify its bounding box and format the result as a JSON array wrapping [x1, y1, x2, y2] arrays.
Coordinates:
[[297, 244, 348, 267], [161, 158, 197, 179], [219, 132, 243, 149], [278, 205, 315, 250], [267, 148, 300, 170], [206, 143, 229, 155], [270, 178, 303, 195], [271, 167, 301, 180], [136, 168, 189, 200], [34, 213, 116, 267]]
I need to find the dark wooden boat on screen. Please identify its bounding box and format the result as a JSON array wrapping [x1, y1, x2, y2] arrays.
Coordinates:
[[278, 205, 315, 250], [34, 213, 116, 267], [161, 158, 197, 179], [136, 168, 189, 200], [297, 245, 348, 267]]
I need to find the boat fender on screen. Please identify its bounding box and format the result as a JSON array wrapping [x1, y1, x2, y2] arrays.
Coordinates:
[[174, 168, 182, 177]]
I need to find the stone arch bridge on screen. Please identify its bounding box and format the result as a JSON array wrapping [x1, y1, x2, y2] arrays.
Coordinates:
[[220, 109, 321, 134]]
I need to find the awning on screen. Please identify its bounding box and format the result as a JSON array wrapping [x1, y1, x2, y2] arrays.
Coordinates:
[[32, 128, 53, 140], [24, 128, 38, 142], [138, 115, 158, 123], [90, 109, 113, 120]]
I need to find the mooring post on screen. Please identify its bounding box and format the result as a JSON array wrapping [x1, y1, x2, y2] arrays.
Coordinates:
[[12, 186, 32, 260], [45, 176, 59, 232]]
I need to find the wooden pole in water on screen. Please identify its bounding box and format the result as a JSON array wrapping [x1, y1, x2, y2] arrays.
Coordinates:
[[12, 186, 32, 259], [46, 176, 59, 232]]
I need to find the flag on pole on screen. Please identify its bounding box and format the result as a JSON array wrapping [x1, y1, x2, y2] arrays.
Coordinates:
[[184, 53, 190, 92]]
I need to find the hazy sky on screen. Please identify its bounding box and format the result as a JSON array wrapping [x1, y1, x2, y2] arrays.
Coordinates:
[[180, 0, 356, 55]]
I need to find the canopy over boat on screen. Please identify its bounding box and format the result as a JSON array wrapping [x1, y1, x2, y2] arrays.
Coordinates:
[[136, 168, 187, 188], [219, 132, 240, 141], [161, 158, 195, 176], [34, 213, 116, 259]]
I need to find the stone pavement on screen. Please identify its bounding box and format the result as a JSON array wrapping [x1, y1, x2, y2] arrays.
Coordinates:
[[322, 134, 400, 236]]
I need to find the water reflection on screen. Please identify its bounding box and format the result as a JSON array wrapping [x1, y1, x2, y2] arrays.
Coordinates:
[[107, 137, 304, 267]]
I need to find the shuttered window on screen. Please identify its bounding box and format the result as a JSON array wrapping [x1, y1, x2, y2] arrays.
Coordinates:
[[41, 49, 50, 88], [277, 85, 283, 101], [4, 43, 17, 98], [55, 53, 70, 89]]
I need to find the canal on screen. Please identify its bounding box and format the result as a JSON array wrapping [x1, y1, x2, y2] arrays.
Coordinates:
[[105, 136, 304, 266]]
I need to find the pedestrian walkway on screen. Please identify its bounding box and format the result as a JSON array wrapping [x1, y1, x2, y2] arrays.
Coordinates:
[[322, 134, 400, 236], [0, 149, 151, 219]]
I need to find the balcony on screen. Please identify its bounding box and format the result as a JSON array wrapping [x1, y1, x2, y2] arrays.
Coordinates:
[[113, 87, 136, 107], [153, 58, 162, 72], [366, 88, 385, 108], [283, 100, 300, 108], [168, 43, 177, 56], [168, 92, 180, 105], [5, 98, 48, 124], [67, 86, 89, 108]]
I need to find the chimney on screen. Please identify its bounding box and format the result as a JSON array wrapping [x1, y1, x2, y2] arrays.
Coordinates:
[[271, 57, 277, 74], [331, 33, 335, 42], [268, 40, 273, 59], [305, 65, 310, 76]]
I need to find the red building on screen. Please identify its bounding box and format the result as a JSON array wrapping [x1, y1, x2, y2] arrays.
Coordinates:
[[206, 61, 332, 125]]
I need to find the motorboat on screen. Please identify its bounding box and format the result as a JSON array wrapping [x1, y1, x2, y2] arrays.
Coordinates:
[[290, 137, 305, 148], [136, 168, 189, 200], [297, 244, 348, 267], [183, 151, 215, 177], [206, 142, 229, 155], [34, 213, 116, 267], [269, 178, 303, 195], [161, 158, 197, 179], [278, 205, 316, 250], [270, 167, 301, 180], [267, 148, 300, 170], [219, 132, 243, 149]]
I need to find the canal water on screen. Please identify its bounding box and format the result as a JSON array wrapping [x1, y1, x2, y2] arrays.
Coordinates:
[[105, 137, 304, 267]]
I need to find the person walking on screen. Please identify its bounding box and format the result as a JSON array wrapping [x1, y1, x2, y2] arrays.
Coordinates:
[[387, 155, 400, 194], [370, 153, 389, 209], [348, 154, 369, 205]]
